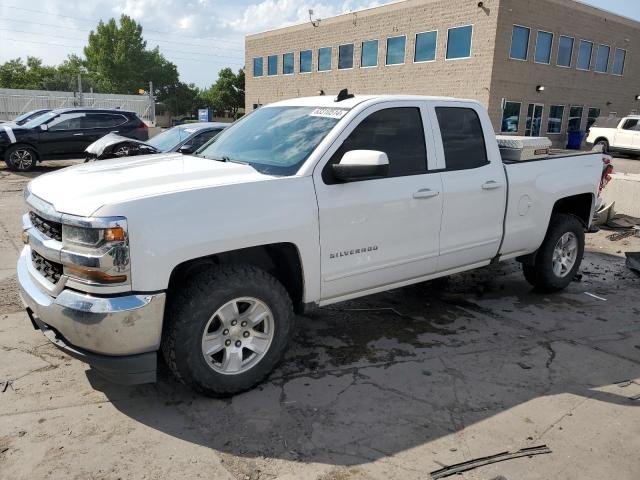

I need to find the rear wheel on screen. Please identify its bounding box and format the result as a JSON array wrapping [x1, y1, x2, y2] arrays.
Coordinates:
[[522, 214, 585, 292], [162, 264, 294, 396], [5, 145, 37, 172]]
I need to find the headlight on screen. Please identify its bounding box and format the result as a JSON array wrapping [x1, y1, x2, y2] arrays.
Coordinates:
[[62, 225, 126, 247], [60, 217, 130, 286]]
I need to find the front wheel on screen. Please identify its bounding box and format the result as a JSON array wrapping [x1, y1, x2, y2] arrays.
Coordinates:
[[522, 214, 585, 292], [162, 264, 294, 396], [5, 145, 37, 171], [595, 139, 609, 154]]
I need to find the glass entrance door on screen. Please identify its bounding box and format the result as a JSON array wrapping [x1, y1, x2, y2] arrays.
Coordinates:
[[525, 103, 544, 136]]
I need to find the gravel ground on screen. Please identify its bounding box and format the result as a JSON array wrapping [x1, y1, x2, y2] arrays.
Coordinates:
[[0, 160, 639, 480]]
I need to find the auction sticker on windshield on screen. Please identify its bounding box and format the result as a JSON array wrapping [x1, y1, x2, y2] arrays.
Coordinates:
[[310, 108, 349, 119]]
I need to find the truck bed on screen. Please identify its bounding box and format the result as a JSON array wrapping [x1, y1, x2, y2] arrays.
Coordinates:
[[501, 148, 600, 164]]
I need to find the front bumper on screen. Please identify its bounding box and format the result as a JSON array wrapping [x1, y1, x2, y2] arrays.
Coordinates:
[[18, 248, 166, 384]]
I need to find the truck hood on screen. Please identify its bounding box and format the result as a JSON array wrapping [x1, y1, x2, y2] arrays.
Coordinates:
[[28, 153, 273, 217]]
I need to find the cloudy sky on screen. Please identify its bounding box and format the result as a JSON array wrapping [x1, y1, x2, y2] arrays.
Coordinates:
[[0, 0, 637, 88]]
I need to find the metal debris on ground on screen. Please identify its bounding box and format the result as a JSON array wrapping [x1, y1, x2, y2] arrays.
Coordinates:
[[1, 380, 14, 392], [607, 230, 636, 241], [584, 292, 607, 301], [430, 445, 552, 479], [626, 252, 640, 274]]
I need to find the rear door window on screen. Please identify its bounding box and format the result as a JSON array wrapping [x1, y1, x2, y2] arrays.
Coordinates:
[[435, 107, 488, 170], [622, 119, 639, 130], [85, 113, 127, 129], [190, 130, 221, 150], [325, 107, 427, 183]]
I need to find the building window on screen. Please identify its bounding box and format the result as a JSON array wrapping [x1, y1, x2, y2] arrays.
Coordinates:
[[300, 50, 312, 73], [361, 40, 379, 67], [612, 48, 626, 75], [318, 47, 332, 71], [568, 106, 584, 132], [557, 36, 574, 67], [267, 55, 278, 76], [283, 52, 294, 75], [386, 35, 406, 65], [547, 105, 565, 134], [587, 107, 600, 130], [576, 40, 593, 70], [595, 44, 610, 73], [414, 31, 437, 62], [447, 25, 473, 59], [338, 44, 354, 69], [253, 57, 263, 77], [501, 101, 521, 133], [510, 25, 529, 60], [436, 107, 488, 170], [535, 31, 553, 64]]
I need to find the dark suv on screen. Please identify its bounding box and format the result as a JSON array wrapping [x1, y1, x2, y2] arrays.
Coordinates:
[[0, 108, 148, 171]]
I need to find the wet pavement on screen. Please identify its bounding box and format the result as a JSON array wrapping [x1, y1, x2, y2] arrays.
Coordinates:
[[0, 161, 638, 480]]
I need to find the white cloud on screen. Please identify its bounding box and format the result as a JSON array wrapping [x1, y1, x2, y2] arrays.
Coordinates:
[[225, 0, 384, 34]]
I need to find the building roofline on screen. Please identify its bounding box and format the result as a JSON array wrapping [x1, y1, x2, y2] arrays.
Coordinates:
[[571, 0, 640, 28], [245, 0, 640, 41], [246, 0, 410, 39]]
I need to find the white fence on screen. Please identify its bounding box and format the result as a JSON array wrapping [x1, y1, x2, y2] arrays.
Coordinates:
[[0, 88, 156, 125]]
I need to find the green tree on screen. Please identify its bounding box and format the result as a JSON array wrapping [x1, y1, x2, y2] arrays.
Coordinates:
[[84, 14, 179, 97], [201, 68, 245, 117]]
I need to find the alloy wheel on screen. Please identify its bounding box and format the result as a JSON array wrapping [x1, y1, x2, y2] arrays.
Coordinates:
[[201, 297, 275, 375], [552, 232, 578, 278], [10, 149, 34, 170]]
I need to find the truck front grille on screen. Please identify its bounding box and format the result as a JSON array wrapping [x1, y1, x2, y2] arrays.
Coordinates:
[[31, 250, 63, 284], [29, 212, 62, 242]]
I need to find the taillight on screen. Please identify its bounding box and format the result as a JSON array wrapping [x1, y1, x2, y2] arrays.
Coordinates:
[[599, 155, 614, 194], [139, 122, 148, 129]]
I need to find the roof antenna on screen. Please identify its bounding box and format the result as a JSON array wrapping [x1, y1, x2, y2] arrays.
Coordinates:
[[309, 9, 321, 27], [335, 89, 355, 102]]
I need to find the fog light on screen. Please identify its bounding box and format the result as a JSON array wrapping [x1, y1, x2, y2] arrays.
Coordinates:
[[21, 231, 29, 245]]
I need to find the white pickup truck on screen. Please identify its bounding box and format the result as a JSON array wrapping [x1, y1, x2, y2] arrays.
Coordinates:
[[586, 115, 640, 157], [18, 94, 609, 396]]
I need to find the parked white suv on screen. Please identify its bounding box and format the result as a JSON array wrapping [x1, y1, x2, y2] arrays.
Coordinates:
[[586, 115, 640, 157], [19, 94, 608, 396]]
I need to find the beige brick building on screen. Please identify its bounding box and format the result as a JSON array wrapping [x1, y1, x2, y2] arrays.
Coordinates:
[[244, 0, 640, 147]]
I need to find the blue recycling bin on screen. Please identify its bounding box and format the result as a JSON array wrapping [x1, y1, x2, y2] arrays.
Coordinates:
[[567, 131, 585, 150]]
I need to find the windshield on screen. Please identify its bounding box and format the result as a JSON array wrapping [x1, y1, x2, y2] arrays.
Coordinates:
[[147, 126, 196, 152], [197, 106, 346, 175], [14, 110, 47, 125], [22, 111, 57, 129]]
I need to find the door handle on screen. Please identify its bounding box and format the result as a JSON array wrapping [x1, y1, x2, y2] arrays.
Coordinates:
[[73, 133, 84, 136], [413, 189, 440, 199], [482, 181, 502, 190]]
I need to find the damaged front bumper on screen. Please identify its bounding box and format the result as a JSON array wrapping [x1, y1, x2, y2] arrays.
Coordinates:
[[18, 248, 165, 384]]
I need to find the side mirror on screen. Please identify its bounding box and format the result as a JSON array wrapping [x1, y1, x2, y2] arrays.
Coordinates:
[[40, 124, 48, 131], [178, 144, 194, 154], [332, 150, 389, 181]]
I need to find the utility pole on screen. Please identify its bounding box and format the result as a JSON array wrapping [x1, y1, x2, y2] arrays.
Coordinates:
[[149, 80, 155, 126], [77, 73, 83, 107]]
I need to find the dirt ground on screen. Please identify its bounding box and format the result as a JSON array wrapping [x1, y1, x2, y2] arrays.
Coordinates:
[[0, 160, 639, 480]]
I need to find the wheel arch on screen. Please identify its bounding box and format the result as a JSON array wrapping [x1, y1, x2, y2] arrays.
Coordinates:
[[518, 194, 593, 266], [551, 193, 595, 228], [5, 142, 41, 160], [167, 242, 306, 313]]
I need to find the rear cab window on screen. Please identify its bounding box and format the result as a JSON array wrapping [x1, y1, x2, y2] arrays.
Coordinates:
[[435, 107, 488, 170]]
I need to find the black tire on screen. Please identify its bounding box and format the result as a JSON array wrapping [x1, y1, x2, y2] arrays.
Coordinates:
[[595, 139, 609, 154], [522, 213, 585, 292], [4, 144, 38, 172], [162, 264, 294, 396]]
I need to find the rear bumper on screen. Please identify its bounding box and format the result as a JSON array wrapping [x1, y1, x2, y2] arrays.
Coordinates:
[[18, 248, 165, 384]]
